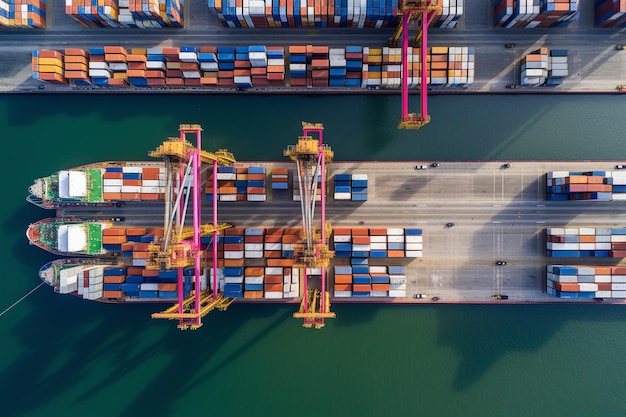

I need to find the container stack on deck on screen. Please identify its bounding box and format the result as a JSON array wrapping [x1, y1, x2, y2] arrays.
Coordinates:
[[381, 47, 401, 89], [547, 265, 626, 299], [494, 0, 578, 28], [446, 46, 474, 87], [311, 46, 330, 87], [546, 170, 615, 201], [0, 0, 45, 28], [520, 48, 568, 87], [102, 166, 164, 202], [206, 165, 268, 202], [431, 0, 463, 28], [65, 0, 183, 28], [32, 50, 65, 85], [594, 0, 626, 27], [546, 227, 626, 258], [270, 168, 289, 190], [362, 47, 383, 89]]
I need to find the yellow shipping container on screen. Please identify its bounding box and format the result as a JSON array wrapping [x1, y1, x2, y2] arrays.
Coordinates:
[[431, 47, 449, 54], [38, 65, 64, 75], [130, 48, 147, 55], [38, 57, 63, 66], [369, 48, 383, 55], [113, 72, 128, 80]]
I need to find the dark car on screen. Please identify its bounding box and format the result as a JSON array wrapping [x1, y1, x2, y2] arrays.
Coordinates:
[[502, 163, 511, 169], [446, 222, 455, 228], [505, 43, 516, 48], [430, 162, 440, 168], [496, 260, 507, 266], [506, 84, 517, 89], [413, 294, 427, 299], [616, 164, 625, 170], [492, 294, 509, 300], [110, 217, 125, 222]]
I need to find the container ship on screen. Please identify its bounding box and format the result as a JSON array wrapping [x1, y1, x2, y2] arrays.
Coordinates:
[[28, 123, 626, 329]]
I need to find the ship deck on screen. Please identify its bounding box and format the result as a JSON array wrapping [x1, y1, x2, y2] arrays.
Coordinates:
[[57, 160, 626, 304]]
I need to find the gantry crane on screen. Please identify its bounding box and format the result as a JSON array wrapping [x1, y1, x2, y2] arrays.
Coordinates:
[[284, 122, 335, 329], [389, 0, 441, 129], [148, 124, 237, 330]]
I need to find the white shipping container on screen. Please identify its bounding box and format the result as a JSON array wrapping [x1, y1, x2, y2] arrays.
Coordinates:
[[579, 283, 598, 292], [224, 276, 244, 284], [224, 251, 243, 259], [89, 282, 103, 292], [352, 244, 370, 251], [405, 235, 423, 243], [389, 283, 406, 290], [369, 266, 387, 273], [595, 291, 612, 298], [406, 243, 423, 250], [244, 276, 264, 284], [264, 243, 282, 251], [265, 267, 283, 275], [371, 291, 388, 297], [387, 235, 405, 243], [217, 173, 237, 180], [121, 185, 140, 193], [132, 259, 147, 267], [247, 194, 267, 202], [264, 291, 283, 299], [552, 274, 577, 283], [334, 234, 351, 243], [595, 235, 611, 243], [89, 62, 109, 70], [612, 194, 626, 201], [245, 251, 263, 258], [103, 178, 123, 186], [577, 275, 595, 283], [306, 268, 322, 275], [388, 290, 406, 297], [612, 275, 626, 283], [564, 228, 579, 235], [579, 228, 595, 236], [595, 275, 612, 283], [405, 251, 423, 258], [334, 290, 352, 297], [103, 186, 121, 193], [334, 193, 352, 200], [370, 242, 387, 250], [612, 283, 626, 291], [610, 290, 626, 298], [611, 235, 626, 242], [577, 267, 596, 275], [245, 243, 263, 251], [370, 236, 387, 243], [387, 228, 404, 236], [219, 195, 238, 201], [140, 283, 159, 291]]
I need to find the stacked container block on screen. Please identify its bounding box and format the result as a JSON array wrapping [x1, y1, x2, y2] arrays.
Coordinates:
[[271, 168, 289, 190], [32, 50, 65, 85], [545, 49, 568, 86], [520, 48, 549, 86], [494, 0, 578, 28], [334, 264, 407, 298], [546, 227, 626, 258], [0, 0, 45, 28], [63, 49, 90, 86], [431, 0, 463, 28], [546, 170, 614, 201], [333, 227, 422, 259], [206, 165, 267, 202], [65, 0, 183, 28], [333, 173, 368, 201], [595, 0, 626, 27], [547, 265, 626, 299], [34, 44, 474, 90], [102, 166, 165, 201]]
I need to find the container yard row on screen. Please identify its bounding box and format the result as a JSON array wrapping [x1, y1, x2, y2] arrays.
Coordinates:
[[32, 45, 475, 89], [547, 265, 626, 299], [546, 227, 626, 258], [519, 48, 568, 87], [546, 170, 626, 201]]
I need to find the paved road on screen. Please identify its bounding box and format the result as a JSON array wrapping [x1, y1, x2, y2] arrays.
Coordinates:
[[48, 160, 626, 303], [2, 0, 626, 92]]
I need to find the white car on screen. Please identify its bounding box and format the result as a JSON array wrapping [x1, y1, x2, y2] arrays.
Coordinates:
[[415, 165, 428, 170]]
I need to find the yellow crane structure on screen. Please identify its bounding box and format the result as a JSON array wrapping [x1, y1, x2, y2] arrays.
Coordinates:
[[284, 122, 335, 328], [147, 124, 237, 330]]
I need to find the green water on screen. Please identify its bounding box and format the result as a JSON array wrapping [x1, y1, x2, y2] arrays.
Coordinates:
[[3, 94, 626, 417]]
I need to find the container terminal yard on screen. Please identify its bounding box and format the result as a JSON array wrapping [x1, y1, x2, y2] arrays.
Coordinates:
[[1, 0, 626, 94], [25, 122, 626, 329]]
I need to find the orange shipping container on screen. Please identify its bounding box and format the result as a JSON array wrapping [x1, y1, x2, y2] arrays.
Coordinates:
[[158, 283, 177, 291], [132, 251, 150, 259], [103, 193, 122, 201], [266, 259, 294, 267], [103, 235, 127, 245], [272, 168, 289, 175], [352, 236, 370, 244], [264, 283, 283, 292], [612, 266, 626, 275], [266, 228, 285, 236], [247, 187, 266, 194], [334, 283, 352, 291], [372, 283, 390, 291], [244, 291, 264, 299], [351, 229, 369, 236], [264, 275, 283, 284], [121, 242, 134, 251], [369, 228, 387, 235], [245, 267, 265, 276], [387, 250, 405, 258], [126, 228, 147, 236], [245, 235, 264, 243], [568, 176, 588, 184], [224, 259, 244, 267], [103, 228, 126, 236], [103, 171, 123, 179], [103, 290, 123, 299], [595, 266, 611, 275], [225, 227, 245, 236], [141, 193, 160, 200], [128, 267, 144, 275], [557, 283, 580, 292], [103, 275, 126, 284], [142, 269, 159, 277], [264, 235, 282, 243], [333, 228, 352, 235], [334, 274, 352, 284], [353, 284, 372, 292], [598, 283, 612, 291], [579, 235, 596, 243]]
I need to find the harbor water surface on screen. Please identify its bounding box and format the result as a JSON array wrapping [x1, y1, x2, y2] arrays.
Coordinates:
[[2, 93, 626, 417]]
